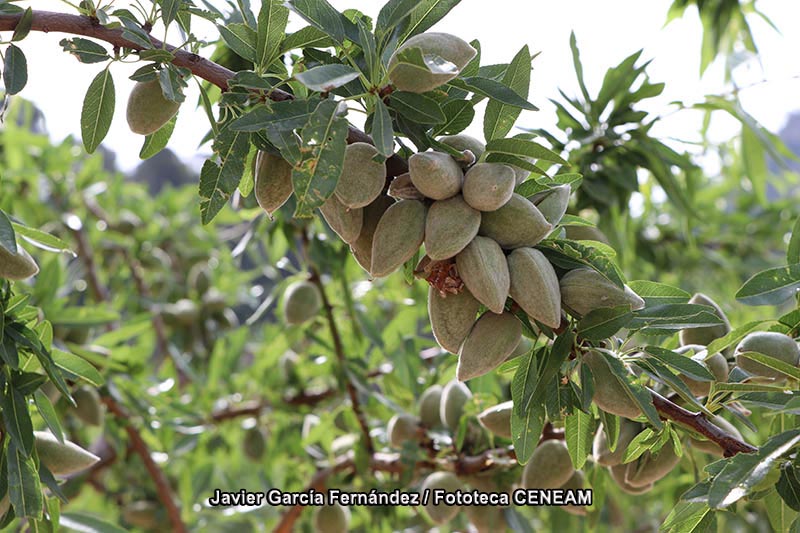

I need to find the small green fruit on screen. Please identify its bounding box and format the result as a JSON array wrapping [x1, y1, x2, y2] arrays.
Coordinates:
[[388, 33, 477, 93], [440, 380, 472, 431], [735, 331, 800, 380], [560, 470, 588, 516], [72, 387, 104, 427], [457, 312, 521, 381], [478, 194, 552, 249], [242, 426, 267, 461], [625, 444, 681, 487], [507, 247, 562, 329], [425, 195, 481, 260], [420, 472, 463, 524], [560, 268, 645, 317], [477, 400, 513, 439], [466, 505, 507, 532], [522, 439, 574, 490], [350, 196, 395, 273], [455, 236, 510, 314], [0, 242, 39, 280], [320, 194, 363, 244], [438, 134, 486, 161], [282, 280, 322, 325], [528, 184, 570, 226], [35, 431, 100, 476], [313, 502, 350, 533], [254, 151, 294, 217], [387, 414, 421, 447], [126, 80, 181, 135], [428, 286, 480, 354], [462, 163, 516, 212], [583, 351, 641, 420], [370, 200, 427, 278], [187, 262, 211, 295], [122, 501, 161, 530], [608, 464, 653, 494], [593, 421, 641, 467], [335, 142, 386, 209], [418, 385, 443, 428], [679, 293, 731, 349], [676, 345, 728, 397], [408, 151, 463, 200]]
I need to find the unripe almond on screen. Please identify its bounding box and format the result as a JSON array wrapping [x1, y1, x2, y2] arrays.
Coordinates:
[[126, 80, 180, 135], [320, 194, 363, 244], [458, 312, 521, 381], [387, 414, 421, 447], [593, 421, 641, 467], [35, 431, 100, 476], [0, 243, 39, 280], [282, 280, 322, 325], [440, 380, 472, 431], [507, 247, 562, 328], [421, 471, 464, 523], [72, 386, 104, 427], [335, 142, 386, 209], [313, 502, 350, 533], [466, 505, 507, 532], [679, 293, 731, 349], [370, 200, 427, 277], [418, 385, 443, 428], [529, 184, 570, 226], [388, 33, 477, 93], [408, 151, 463, 200], [690, 415, 743, 456], [254, 151, 293, 217], [425, 195, 481, 260], [242, 426, 267, 461], [462, 163, 516, 212], [583, 351, 641, 420], [625, 444, 681, 487], [478, 194, 552, 249], [522, 439, 574, 489], [560, 470, 588, 515], [122, 501, 161, 529], [560, 268, 645, 317], [428, 286, 481, 354], [477, 400, 513, 439], [735, 331, 800, 380], [608, 464, 653, 494], [676, 345, 728, 397], [455, 236, 510, 314], [438, 134, 486, 161], [350, 196, 394, 273], [508, 336, 533, 360]]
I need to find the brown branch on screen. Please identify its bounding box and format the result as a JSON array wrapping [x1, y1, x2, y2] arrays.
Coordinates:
[[102, 395, 188, 533], [650, 391, 757, 457]]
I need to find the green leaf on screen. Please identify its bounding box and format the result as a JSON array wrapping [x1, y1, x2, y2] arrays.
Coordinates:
[[47, 307, 119, 327], [200, 122, 251, 224], [628, 281, 690, 306], [564, 409, 593, 469], [600, 352, 662, 429], [738, 352, 800, 381], [643, 346, 715, 381], [160, 0, 181, 26], [11, 223, 71, 254], [453, 77, 538, 111], [432, 100, 474, 136], [281, 26, 332, 52], [398, 0, 462, 41], [788, 216, 800, 266], [3, 43, 28, 95], [485, 138, 567, 166], [81, 67, 115, 154], [389, 91, 446, 124], [295, 64, 361, 92], [765, 488, 798, 533], [7, 440, 42, 519], [705, 320, 772, 356], [60, 38, 110, 64], [218, 23, 257, 62], [484, 45, 531, 141], [229, 100, 317, 133], [511, 401, 545, 465], [778, 464, 800, 512], [538, 239, 625, 289], [371, 97, 394, 158], [51, 349, 105, 387], [577, 305, 633, 341], [286, 0, 359, 46], [292, 99, 349, 217], [0, 383, 34, 457], [511, 348, 539, 416], [60, 513, 129, 533], [33, 390, 64, 444], [736, 264, 800, 306], [661, 502, 716, 533], [741, 125, 768, 205], [11, 7, 33, 42], [376, 0, 419, 35], [139, 114, 177, 160], [628, 304, 724, 331], [709, 430, 800, 508], [0, 209, 16, 254], [569, 31, 591, 103]]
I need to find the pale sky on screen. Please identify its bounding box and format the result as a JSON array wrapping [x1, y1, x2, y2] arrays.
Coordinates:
[[14, 1, 800, 172]]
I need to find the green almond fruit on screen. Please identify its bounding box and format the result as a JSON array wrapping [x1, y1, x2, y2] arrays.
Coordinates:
[[320, 194, 363, 244], [438, 134, 486, 161], [282, 280, 322, 325], [509, 157, 535, 186], [425, 195, 481, 260], [388, 33, 477, 93], [420, 472, 464, 524], [335, 142, 386, 209], [477, 400, 513, 439], [679, 293, 732, 349], [35, 431, 100, 476], [560, 470, 588, 516], [458, 312, 521, 381], [462, 163, 516, 212], [350, 196, 395, 273], [313, 502, 350, 533], [583, 351, 642, 420], [455, 236, 510, 314], [122, 501, 161, 530], [370, 200, 427, 278], [0, 243, 39, 280], [408, 151, 463, 200], [428, 285, 481, 354], [254, 151, 294, 217], [508, 247, 562, 329], [560, 268, 645, 317], [440, 380, 472, 431], [608, 464, 653, 494], [419, 385, 444, 428], [126, 80, 181, 135], [529, 184, 571, 226], [625, 444, 681, 487], [522, 439, 575, 490], [507, 336, 533, 360], [242, 426, 267, 461], [690, 415, 743, 457], [188, 262, 211, 296], [466, 505, 507, 533], [387, 414, 421, 447], [478, 194, 552, 249], [676, 345, 728, 397], [72, 387, 104, 427], [593, 420, 641, 467], [735, 331, 800, 381]]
